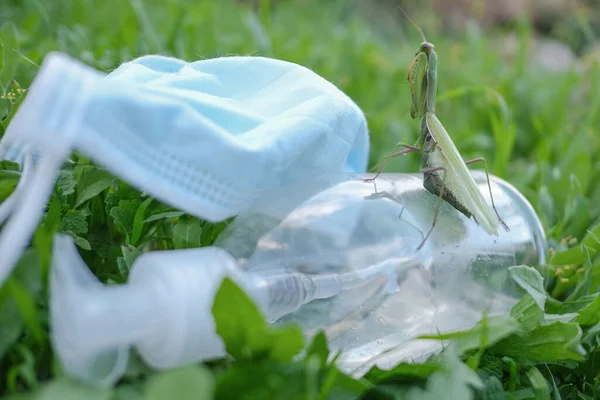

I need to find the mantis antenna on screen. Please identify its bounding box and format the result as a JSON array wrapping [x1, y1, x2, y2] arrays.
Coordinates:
[[397, 5, 428, 43]]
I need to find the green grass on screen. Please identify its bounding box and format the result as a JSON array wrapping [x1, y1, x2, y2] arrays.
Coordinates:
[[2, 0, 600, 398]]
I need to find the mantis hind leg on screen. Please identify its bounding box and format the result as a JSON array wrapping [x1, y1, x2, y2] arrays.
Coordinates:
[[365, 142, 421, 183], [463, 157, 510, 232], [417, 166, 447, 250]]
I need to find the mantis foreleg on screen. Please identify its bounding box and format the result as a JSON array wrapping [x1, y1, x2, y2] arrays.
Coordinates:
[[365, 142, 421, 182]]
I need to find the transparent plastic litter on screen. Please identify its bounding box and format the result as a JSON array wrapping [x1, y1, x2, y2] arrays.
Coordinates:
[[50, 171, 547, 387]]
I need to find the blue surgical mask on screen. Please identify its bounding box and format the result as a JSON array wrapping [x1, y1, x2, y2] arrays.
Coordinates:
[[0, 52, 369, 286]]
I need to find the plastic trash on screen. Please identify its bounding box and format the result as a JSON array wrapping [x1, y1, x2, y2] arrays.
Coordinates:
[[49, 171, 547, 387]]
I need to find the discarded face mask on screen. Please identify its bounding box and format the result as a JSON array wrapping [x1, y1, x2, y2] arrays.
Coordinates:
[[0, 52, 369, 287]]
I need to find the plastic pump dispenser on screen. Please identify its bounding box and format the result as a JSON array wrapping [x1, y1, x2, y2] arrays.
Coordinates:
[[50, 172, 547, 387], [51, 236, 348, 387]]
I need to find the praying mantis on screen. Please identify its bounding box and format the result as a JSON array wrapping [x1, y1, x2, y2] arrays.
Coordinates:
[[366, 7, 509, 250]]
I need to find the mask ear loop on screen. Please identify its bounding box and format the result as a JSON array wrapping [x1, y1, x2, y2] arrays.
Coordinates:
[[0, 52, 101, 287], [0, 148, 65, 286], [0, 145, 34, 224]]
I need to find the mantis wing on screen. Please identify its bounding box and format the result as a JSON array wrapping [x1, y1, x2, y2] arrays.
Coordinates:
[[425, 112, 499, 236], [409, 52, 428, 120]]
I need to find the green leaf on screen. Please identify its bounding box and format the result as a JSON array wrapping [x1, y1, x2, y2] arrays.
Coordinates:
[[563, 194, 590, 240], [117, 245, 142, 277], [56, 170, 76, 196], [67, 232, 92, 251], [574, 295, 600, 326], [116, 257, 129, 279], [45, 192, 64, 230], [429, 346, 484, 390], [544, 365, 562, 400], [173, 217, 203, 249], [215, 358, 368, 400], [582, 220, 600, 250], [491, 322, 585, 362], [400, 345, 484, 400], [565, 245, 594, 302], [60, 210, 88, 236], [144, 365, 214, 400], [0, 30, 4, 77], [110, 199, 142, 244], [130, 197, 153, 246], [508, 265, 546, 310], [35, 379, 113, 400], [0, 392, 34, 400], [479, 375, 506, 400], [0, 170, 19, 201], [6, 344, 39, 392], [478, 353, 505, 380], [320, 367, 371, 399], [418, 315, 521, 354], [34, 194, 63, 276], [0, 87, 25, 133], [74, 167, 114, 208], [576, 392, 594, 400], [144, 210, 184, 223], [0, 289, 23, 359], [305, 331, 329, 368], [10, 248, 43, 299], [268, 325, 305, 363], [113, 385, 144, 400], [544, 313, 578, 324], [0, 248, 43, 354], [550, 245, 596, 266], [559, 293, 597, 314], [510, 294, 544, 331], [212, 277, 270, 360], [200, 220, 230, 245], [364, 362, 442, 384], [525, 366, 551, 400], [582, 321, 600, 343], [0, 22, 18, 86], [214, 361, 308, 400], [104, 182, 142, 214], [5, 278, 44, 343], [212, 277, 304, 362], [122, 245, 142, 269]]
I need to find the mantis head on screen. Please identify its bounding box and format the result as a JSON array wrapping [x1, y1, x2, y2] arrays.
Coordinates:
[[418, 42, 435, 55]]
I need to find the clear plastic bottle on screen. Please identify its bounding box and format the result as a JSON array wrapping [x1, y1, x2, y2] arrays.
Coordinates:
[[50, 172, 546, 387], [215, 171, 546, 374]]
